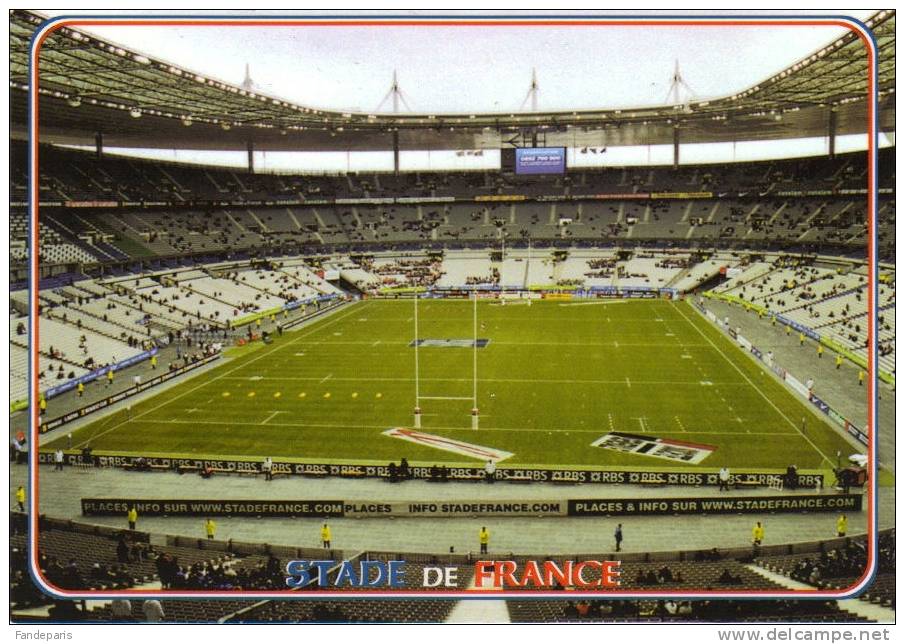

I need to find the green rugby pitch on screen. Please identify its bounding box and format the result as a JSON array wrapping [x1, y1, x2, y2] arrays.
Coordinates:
[[47, 299, 855, 472]]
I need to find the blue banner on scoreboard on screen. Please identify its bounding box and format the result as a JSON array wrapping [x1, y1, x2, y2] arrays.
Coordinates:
[[515, 147, 566, 175]]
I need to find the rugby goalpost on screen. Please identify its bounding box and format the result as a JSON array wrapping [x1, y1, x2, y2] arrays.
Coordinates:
[[412, 290, 480, 430]]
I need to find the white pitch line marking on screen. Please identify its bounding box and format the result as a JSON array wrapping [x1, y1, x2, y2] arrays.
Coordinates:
[[260, 411, 286, 425], [217, 375, 750, 387], [419, 395, 473, 401], [319, 373, 333, 384], [131, 416, 799, 436], [559, 301, 628, 307], [185, 408, 200, 414], [625, 377, 632, 388], [290, 340, 711, 347], [372, 340, 381, 346]]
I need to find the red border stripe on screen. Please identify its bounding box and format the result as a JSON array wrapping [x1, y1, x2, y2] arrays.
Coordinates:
[[26, 15, 879, 601]]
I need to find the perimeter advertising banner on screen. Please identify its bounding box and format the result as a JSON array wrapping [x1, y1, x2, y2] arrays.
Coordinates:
[[80, 494, 860, 518], [568, 494, 862, 516], [41, 452, 822, 489]]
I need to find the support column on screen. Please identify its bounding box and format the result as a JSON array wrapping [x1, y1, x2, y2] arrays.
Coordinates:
[[94, 132, 103, 160], [393, 130, 400, 174], [247, 140, 254, 173], [828, 108, 838, 159], [672, 125, 680, 169]]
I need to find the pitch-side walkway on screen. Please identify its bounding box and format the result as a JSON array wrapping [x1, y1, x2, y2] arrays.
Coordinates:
[[702, 299, 895, 473], [12, 462, 890, 556]]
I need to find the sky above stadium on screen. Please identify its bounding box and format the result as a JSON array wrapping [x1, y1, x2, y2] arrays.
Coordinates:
[[40, 9, 876, 114]]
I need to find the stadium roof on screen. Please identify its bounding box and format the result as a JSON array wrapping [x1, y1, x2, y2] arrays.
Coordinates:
[[9, 10, 895, 152]]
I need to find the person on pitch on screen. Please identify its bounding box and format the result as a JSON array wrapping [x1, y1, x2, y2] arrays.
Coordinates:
[[484, 459, 496, 483], [718, 467, 731, 492]]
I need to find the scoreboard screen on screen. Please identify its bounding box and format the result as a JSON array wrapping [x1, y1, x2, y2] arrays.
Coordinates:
[[501, 147, 567, 175]]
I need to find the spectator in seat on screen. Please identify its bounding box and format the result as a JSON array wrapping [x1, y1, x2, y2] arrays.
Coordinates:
[[117, 534, 131, 563], [111, 598, 133, 622], [716, 568, 743, 585], [62, 559, 84, 589], [48, 601, 83, 621], [658, 565, 674, 583], [142, 599, 165, 623]]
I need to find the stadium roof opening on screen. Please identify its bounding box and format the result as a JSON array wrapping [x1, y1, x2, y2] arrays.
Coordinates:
[[35, 12, 877, 114]]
